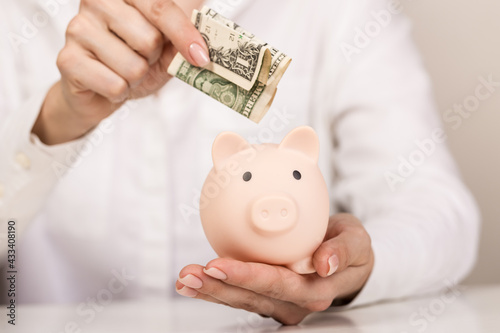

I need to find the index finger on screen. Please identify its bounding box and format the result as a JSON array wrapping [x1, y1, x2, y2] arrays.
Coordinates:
[[125, 0, 210, 67]]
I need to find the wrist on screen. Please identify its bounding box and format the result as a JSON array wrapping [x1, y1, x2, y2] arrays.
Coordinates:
[[32, 81, 99, 145]]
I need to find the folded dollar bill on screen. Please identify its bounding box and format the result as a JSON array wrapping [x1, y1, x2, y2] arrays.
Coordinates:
[[167, 7, 291, 123]]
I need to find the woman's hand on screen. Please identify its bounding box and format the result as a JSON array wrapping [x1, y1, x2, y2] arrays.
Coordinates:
[[176, 213, 374, 325], [33, 0, 208, 144]]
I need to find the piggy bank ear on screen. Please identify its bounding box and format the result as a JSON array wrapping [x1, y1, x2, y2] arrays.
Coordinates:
[[279, 126, 319, 163], [212, 132, 251, 171]]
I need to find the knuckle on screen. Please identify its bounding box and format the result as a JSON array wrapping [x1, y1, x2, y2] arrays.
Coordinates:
[[277, 313, 307, 326], [268, 280, 286, 299], [340, 245, 351, 268], [234, 294, 262, 313], [80, 0, 112, 19], [126, 59, 149, 83], [304, 299, 331, 312], [56, 47, 78, 73], [360, 230, 372, 250], [137, 31, 163, 57], [67, 84, 82, 96], [150, 0, 175, 21], [352, 223, 368, 238], [79, 0, 89, 8], [349, 223, 372, 253], [265, 268, 288, 299], [178, 265, 196, 279], [284, 273, 302, 293], [107, 79, 128, 100], [80, 0, 102, 10], [66, 15, 88, 39]]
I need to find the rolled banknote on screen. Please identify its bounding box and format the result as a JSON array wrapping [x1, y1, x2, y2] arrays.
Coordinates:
[[167, 6, 291, 123]]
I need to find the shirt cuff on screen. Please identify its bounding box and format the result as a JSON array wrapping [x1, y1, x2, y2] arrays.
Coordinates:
[[0, 84, 87, 233]]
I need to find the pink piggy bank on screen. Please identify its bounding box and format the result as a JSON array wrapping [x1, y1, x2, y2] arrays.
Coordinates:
[[200, 126, 330, 274]]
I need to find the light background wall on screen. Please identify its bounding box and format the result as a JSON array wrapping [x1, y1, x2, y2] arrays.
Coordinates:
[[403, 0, 500, 284]]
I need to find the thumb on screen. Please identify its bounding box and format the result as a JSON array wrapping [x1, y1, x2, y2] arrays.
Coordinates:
[[312, 214, 372, 278], [312, 235, 349, 278]]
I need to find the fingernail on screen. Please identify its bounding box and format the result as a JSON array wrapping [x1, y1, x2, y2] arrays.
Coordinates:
[[178, 274, 203, 289], [176, 286, 198, 298], [189, 42, 210, 67], [203, 267, 227, 280], [327, 255, 339, 276]]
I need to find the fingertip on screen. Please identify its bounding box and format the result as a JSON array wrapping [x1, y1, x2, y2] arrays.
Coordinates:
[[178, 264, 204, 278], [313, 259, 328, 278], [176, 286, 198, 298], [175, 279, 184, 290], [326, 255, 339, 277], [206, 257, 237, 268], [188, 42, 210, 67], [312, 244, 335, 277], [203, 267, 227, 280], [205, 257, 224, 269], [205, 258, 249, 281], [313, 254, 338, 278], [168, 9, 209, 67], [169, 33, 209, 68]]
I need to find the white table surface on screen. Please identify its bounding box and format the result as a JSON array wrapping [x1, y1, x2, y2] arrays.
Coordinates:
[[2, 284, 499, 332]]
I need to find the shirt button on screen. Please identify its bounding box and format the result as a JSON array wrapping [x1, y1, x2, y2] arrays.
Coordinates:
[[15, 152, 31, 170]]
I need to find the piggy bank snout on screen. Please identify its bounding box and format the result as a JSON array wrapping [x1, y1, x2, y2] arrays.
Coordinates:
[[250, 195, 298, 235]]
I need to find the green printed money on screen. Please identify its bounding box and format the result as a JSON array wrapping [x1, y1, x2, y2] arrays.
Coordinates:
[[167, 6, 291, 123]]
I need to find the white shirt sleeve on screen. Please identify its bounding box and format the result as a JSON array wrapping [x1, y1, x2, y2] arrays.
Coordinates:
[[0, 1, 87, 258], [327, 3, 480, 306], [0, 84, 87, 257]]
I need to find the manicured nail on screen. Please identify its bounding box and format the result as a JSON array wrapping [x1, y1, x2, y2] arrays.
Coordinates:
[[189, 42, 210, 67], [327, 255, 339, 276], [178, 274, 203, 289], [176, 286, 198, 298], [203, 267, 227, 280]]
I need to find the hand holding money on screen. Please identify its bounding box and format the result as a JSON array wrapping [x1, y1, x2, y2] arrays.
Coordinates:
[[168, 7, 291, 123], [35, 0, 210, 145]]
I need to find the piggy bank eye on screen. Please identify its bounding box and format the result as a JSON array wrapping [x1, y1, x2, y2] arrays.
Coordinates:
[[293, 170, 301, 180], [243, 171, 252, 182]]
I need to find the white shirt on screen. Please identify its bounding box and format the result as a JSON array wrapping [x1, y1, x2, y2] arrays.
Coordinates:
[[0, 0, 480, 307]]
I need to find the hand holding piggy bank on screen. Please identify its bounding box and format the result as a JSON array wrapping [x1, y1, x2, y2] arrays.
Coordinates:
[[200, 126, 330, 274]]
